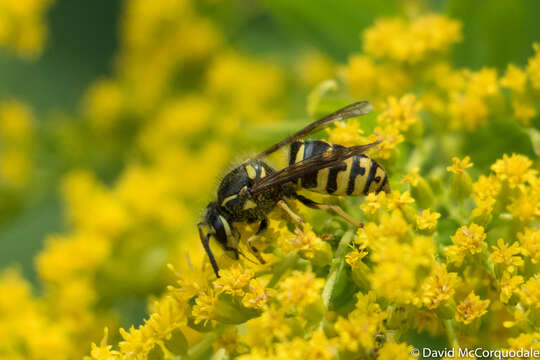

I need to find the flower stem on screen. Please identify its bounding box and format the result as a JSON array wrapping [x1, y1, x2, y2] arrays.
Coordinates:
[[322, 230, 354, 308], [443, 319, 460, 349]]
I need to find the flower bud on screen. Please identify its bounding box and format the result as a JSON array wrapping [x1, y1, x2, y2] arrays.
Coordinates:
[[401, 204, 418, 225], [469, 207, 492, 227], [450, 172, 472, 200], [410, 177, 435, 209], [350, 261, 370, 291]]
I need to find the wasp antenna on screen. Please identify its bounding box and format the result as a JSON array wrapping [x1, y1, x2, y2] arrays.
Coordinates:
[[198, 225, 220, 278]]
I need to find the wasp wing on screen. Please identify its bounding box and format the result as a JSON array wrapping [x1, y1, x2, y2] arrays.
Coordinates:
[[254, 101, 373, 160], [250, 140, 382, 195]]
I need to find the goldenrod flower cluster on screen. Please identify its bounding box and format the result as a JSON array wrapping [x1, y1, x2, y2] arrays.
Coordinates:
[[0, 0, 53, 57], [0, 2, 539, 360], [0, 100, 34, 188]]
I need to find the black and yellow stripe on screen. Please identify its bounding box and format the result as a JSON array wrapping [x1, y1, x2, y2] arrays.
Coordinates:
[[288, 140, 390, 196]]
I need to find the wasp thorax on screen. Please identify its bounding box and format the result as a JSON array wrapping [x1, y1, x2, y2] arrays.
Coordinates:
[[216, 159, 282, 223]]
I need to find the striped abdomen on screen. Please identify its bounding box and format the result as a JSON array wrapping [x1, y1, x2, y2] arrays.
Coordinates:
[[288, 140, 390, 196]]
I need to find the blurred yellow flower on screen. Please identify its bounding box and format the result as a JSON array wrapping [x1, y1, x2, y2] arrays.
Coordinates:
[[455, 292, 490, 324], [363, 14, 461, 64], [491, 153, 535, 189], [501, 64, 527, 93], [446, 156, 473, 175], [416, 209, 441, 231], [490, 238, 524, 274]]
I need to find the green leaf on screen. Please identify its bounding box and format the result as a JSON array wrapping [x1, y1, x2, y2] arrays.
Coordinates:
[[213, 294, 262, 324], [164, 329, 188, 356], [148, 344, 164, 360]]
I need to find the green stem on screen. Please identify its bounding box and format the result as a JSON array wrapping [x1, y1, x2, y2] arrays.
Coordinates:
[[322, 231, 354, 308], [443, 319, 460, 349]]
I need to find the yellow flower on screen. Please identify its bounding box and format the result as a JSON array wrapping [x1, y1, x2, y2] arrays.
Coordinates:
[[416, 209, 441, 231], [277, 271, 324, 312], [512, 99, 537, 126], [280, 223, 327, 260], [378, 342, 416, 360], [499, 272, 523, 304], [192, 290, 216, 325], [346, 248, 368, 267], [507, 331, 540, 351], [83, 79, 124, 133], [343, 54, 378, 97], [369, 210, 411, 242], [0, 150, 32, 187], [363, 14, 461, 64], [242, 279, 273, 310], [455, 292, 490, 324], [519, 276, 540, 309], [518, 228, 540, 264], [503, 308, 529, 328], [370, 259, 416, 304], [446, 224, 486, 265], [86, 328, 119, 360], [378, 94, 422, 132], [448, 92, 488, 131], [417, 263, 459, 309], [327, 120, 364, 147], [468, 68, 499, 98], [335, 310, 382, 352], [0, 99, 34, 143], [402, 167, 421, 187], [501, 64, 528, 93], [372, 125, 405, 159], [472, 175, 501, 204], [360, 191, 386, 218], [305, 330, 337, 360], [36, 233, 110, 283], [387, 190, 415, 210], [446, 156, 473, 174], [243, 308, 290, 348], [0, 0, 53, 57], [490, 238, 523, 273], [507, 188, 540, 222], [491, 153, 535, 189], [527, 43, 540, 90], [214, 264, 253, 297]]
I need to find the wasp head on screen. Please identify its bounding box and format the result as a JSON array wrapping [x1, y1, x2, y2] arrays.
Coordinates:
[[198, 201, 239, 277]]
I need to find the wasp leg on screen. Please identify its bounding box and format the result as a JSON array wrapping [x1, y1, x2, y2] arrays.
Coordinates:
[[246, 219, 267, 264], [293, 194, 363, 228], [198, 224, 220, 277], [277, 200, 305, 226]]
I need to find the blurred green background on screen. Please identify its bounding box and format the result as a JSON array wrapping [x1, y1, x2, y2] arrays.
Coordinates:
[[0, 0, 539, 285]]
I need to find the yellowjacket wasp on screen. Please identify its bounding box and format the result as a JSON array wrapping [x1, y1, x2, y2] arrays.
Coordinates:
[[198, 101, 390, 277]]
